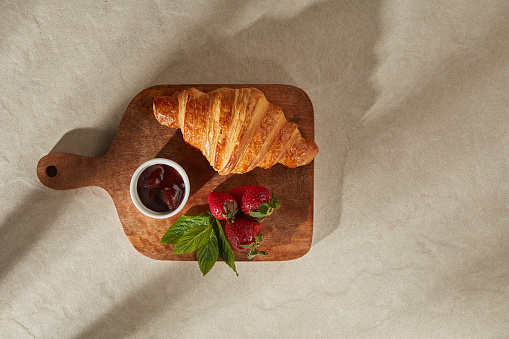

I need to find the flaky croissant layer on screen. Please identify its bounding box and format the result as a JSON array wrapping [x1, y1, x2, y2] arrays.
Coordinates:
[[153, 87, 318, 175]]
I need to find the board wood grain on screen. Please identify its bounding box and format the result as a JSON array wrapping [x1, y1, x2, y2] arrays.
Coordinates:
[[36, 84, 315, 261]]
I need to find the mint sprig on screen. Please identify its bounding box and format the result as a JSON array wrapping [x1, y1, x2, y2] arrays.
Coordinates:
[[160, 212, 212, 244], [173, 225, 211, 254], [161, 212, 238, 276], [196, 230, 219, 276], [214, 218, 238, 275]]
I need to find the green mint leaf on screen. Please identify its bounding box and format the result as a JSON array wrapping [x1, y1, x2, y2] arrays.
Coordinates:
[[214, 219, 238, 276], [197, 230, 219, 276], [173, 225, 212, 254], [161, 212, 213, 244]]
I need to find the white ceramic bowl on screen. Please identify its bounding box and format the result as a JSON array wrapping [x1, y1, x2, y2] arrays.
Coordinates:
[[130, 158, 190, 219]]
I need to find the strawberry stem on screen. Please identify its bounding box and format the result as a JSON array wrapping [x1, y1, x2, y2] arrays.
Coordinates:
[[243, 231, 267, 259], [221, 200, 238, 223], [247, 193, 281, 221]]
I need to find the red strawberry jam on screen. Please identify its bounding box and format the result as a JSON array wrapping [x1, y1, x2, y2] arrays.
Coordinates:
[[137, 164, 185, 212]]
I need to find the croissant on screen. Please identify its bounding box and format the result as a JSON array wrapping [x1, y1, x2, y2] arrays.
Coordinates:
[[153, 87, 318, 175]]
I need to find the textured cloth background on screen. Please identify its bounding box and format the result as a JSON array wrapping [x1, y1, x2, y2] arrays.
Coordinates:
[[1, 1, 508, 337]]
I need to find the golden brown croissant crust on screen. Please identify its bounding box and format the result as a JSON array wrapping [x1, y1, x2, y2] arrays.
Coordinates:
[[153, 87, 318, 175]]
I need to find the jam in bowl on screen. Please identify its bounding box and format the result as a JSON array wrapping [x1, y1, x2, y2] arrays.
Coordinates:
[[130, 158, 190, 219]]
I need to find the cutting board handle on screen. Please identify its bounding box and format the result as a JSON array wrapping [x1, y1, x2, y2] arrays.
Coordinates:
[[37, 152, 110, 190]]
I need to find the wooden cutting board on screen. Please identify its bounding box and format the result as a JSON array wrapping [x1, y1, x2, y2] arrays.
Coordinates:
[[36, 85, 315, 261]]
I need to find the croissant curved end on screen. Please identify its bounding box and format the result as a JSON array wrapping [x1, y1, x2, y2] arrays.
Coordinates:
[[279, 138, 319, 168], [153, 96, 180, 128]]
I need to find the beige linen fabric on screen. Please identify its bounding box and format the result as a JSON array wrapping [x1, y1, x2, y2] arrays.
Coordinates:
[[1, 1, 508, 337]]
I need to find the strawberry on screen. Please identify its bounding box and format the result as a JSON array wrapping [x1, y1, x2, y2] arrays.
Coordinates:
[[207, 192, 238, 221], [230, 185, 281, 220], [223, 217, 268, 259]]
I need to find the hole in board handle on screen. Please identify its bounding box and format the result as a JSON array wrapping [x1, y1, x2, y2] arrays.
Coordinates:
[[46, 166, 58, 177]]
